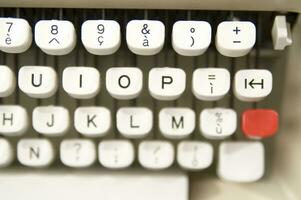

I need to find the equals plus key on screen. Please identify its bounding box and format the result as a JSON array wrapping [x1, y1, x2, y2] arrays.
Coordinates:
[[208, 74, 216, 94], [208, 74, 216, 80]]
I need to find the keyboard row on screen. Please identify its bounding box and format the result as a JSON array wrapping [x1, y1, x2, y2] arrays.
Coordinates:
[[0, 138, 265, 182], [0, 106, 278, 139], [0, 18, 256, 57], [0, 66, 273, 102]]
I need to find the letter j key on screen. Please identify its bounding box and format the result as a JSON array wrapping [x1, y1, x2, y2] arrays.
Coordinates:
[[32, 106, 70, 136]]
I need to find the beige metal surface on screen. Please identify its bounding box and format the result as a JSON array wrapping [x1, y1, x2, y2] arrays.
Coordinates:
[[0, 0, 300, 13]]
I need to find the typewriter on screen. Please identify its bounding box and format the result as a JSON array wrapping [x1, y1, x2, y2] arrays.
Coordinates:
[[0, 0, 300, 199]]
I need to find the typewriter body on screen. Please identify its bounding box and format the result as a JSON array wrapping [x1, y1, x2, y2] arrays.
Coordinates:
[[0, 0, 301, 200]]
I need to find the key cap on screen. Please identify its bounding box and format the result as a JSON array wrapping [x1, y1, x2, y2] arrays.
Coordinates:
[[17, 139, 55, 168], [216, 21, 256, 57], [218, 141, 265, 182], [74, 107, 111, 137], [149, 67, 186, 100], [117, 107, 152, 138], [0, 171, 188, 200], [81, 20, 121, 55], [32, 106, 70, 136], [200, 108, 237, 139], [172, 21, 211, 56], [35, 20, 76, 55], [62, 67, 100, 99], [126, 20, 165, 55], [0, 65, 16, 97], [234, 69, 273, 102], [0, 138, 14, 167], [192, 68, 230, 101], [18, 66, 58, 98], [159, 108, 195, 139], [60, 139, 96, 168], [98, 140, 135, 169], [138, 141, 174, 170], [106, 67, 143, 100], [0, 18, 32, 53], [177, 141, 213, 170], [242, 109, 278, 139], [0, 105, 28, 136]]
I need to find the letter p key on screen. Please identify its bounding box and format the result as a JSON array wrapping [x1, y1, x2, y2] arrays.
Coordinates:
[[149, 67, 186, 101]]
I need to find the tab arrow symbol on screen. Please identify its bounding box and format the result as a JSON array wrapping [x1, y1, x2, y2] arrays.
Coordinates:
[[245, 78, 264, 89], [49, 38, 60, 44]]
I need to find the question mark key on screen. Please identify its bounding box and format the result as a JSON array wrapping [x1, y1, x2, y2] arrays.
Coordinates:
[[60, 139, 96, 168]]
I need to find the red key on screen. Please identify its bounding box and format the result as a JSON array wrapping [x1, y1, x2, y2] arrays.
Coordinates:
[[242, 109, 279, 139]]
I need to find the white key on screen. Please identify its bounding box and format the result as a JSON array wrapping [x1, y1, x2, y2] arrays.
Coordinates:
[[200, 108, 237, 139], [216, 21, 256, 57], [192, 68, 230, 101], [0, 18, 32, 53], [74, 107, 111, 137], [0, 105, 28, 136], [62, 67, 100, 99], [60, 139, 96, 168], [35, 20, 76, 55], [218, 141, 265, 182], [138, 141, 174, 170], [106, 67, 143, 100], [0, 172, 188, 200], [234, 69, 273, 102], [126, 20, 165, 55], [0, 65, 16, 97], [18, 66, 58, 98], [172, 21, 211, 56], [81, 20, 121, 55], [0, 138, 14, 167], [98, 140, 135, 169], [32, 106, 70, 136], [177, 141, 213, 170], [159, 108, 195, 139], [149, 67, 186, 100], [117, 107, 152, 138], [17, 139, 55, 168]]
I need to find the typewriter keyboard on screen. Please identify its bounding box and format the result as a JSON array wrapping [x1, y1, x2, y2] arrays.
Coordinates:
[[0, 8, 297, 182]]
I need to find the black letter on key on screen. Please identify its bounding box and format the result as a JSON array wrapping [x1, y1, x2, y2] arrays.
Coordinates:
[[162, 76, 173, 89], [30, 147, 40, 159], [31, 74, 43, 87], [118, 75, 131, 89], [2, 113, 13, 126], [130, 115, 140, 128], [79, 74, 83, 88], [87, 114, 97, 128], [46, 114, 54, 127], [172, 116, 184, 129]]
